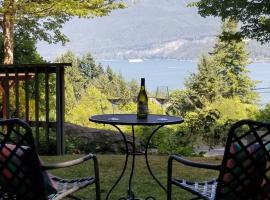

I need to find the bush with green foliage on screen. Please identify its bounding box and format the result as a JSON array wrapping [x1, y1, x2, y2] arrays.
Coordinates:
[[256, 103, 270, 123], [194, 97, 257, 147]]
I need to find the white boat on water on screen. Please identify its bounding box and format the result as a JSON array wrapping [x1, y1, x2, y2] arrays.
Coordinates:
[[128, 59, 143, 63]]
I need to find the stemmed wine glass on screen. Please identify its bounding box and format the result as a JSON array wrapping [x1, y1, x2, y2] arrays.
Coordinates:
[[107, 98, 120, 114], [107, 98, 120, 121], [107, 85, 123, 120], [155, 86, 169, 121]]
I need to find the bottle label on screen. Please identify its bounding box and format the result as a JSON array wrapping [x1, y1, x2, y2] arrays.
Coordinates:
[[137, 102, 148, 118]]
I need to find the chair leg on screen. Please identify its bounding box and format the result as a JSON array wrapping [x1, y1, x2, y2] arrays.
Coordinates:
[[93, 155, 101, 200], [167, 156, 173, 200]]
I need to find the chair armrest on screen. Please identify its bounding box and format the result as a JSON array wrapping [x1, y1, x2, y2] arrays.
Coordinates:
[[41, 153, 97, 170], [169, 154, 221, 170]]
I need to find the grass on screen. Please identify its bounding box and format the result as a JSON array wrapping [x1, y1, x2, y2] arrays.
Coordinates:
[[41, 154, 222, 200]]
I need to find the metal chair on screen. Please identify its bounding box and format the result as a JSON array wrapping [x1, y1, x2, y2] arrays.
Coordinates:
[[167, 119, 270, 200], [0, 118, 100, 200]]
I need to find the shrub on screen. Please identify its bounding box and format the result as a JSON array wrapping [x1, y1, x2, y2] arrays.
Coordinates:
[[199, 97, 258, 147], [256, 103, 270, 122], [136, 125, 195, 156]]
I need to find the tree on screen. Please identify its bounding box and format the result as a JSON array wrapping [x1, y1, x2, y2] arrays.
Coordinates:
[[182, 19, 256, 110], [80, 54, 104, 79], [171, 19, 256, 115], [185, 55, 223, 106], [56, 51, 108, 113], [167, 89, 198, 116], [106, 66, 115, 81], [0, 0, 125, 64], [167, 56, 222, 116], [191, 0, 270, 43], [92, 67, 134, 100], [56, 51, 87, 112], [257, 103, 270, 122], [167, 19, 258, 147], [211, 19, 257, 103], [0, 31, 44, 64]]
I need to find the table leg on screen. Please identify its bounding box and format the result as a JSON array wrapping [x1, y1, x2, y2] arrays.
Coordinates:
[[128, 125, 136, 199], [145, 125, 166, 192], [110, 125, 138, 200], [106, 125, 130, 200]]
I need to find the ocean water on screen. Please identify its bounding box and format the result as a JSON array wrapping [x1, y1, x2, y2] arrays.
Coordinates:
[[99, 59, 270, 105]]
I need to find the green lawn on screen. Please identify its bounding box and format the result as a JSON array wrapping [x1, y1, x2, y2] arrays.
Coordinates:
[[41, 154, 221, 200]]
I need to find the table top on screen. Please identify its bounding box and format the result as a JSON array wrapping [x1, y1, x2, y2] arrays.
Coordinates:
[[89, 114, 183, 126]]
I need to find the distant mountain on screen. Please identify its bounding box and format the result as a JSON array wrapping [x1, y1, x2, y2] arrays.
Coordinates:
[[37, 0, 270, 61]]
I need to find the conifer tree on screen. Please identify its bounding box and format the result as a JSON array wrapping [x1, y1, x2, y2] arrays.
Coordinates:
[[183, 19, 257, 113], [185, 55, 222, 107], [211, 19, 257, 103]]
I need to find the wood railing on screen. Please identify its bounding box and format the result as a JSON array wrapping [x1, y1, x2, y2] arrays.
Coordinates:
[[0, 63, 70, 155]]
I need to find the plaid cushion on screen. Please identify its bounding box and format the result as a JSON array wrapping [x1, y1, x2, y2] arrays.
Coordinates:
[[0, 145, 25, 179], [220, 142, 267, 199], [0, 144, 50, 199]]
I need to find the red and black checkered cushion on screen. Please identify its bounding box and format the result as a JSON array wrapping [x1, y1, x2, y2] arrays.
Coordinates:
[[220, 142, 267, 199], [0, 144, 47, 200], [216, 120, 270, 200]]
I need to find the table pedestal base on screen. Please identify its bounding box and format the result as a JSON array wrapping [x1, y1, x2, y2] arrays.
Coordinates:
[[105, 124, 165, 200], [119, 190, 156, 200]]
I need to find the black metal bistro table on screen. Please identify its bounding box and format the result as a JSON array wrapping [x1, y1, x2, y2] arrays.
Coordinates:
[[89, 114, 183, 200]]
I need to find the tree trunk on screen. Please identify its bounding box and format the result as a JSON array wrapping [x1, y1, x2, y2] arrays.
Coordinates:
[[3, 2, 14, 64], [1, 1, 15, 121]]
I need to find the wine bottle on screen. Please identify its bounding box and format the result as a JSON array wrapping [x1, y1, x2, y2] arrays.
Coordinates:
[[137, 78, 148, 119]]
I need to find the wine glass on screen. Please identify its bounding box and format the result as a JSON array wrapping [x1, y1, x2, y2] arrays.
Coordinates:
[[155, 86, 169, 121], [107, 86, 122, 120], [107, 98, 120, 114]]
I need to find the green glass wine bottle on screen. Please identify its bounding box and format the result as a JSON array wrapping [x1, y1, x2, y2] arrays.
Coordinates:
[[137, 78, 148, 119]]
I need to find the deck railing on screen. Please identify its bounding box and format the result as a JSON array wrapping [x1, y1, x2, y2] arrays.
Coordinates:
[[0, 63, 70, 155]]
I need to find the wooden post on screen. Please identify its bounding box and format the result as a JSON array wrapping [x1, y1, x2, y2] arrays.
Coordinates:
[[4, 69, 10, 119], [34, 68, 40, 150], [25, 68, 29, 122], [56, 65, 65, 155], [45, 68, 50, 153]]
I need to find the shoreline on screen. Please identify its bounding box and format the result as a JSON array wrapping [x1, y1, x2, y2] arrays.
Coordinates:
[[97, 58, 270, 64]]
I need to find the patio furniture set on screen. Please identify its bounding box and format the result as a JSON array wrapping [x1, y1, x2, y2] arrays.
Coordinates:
[[0, 116, 270, 200]]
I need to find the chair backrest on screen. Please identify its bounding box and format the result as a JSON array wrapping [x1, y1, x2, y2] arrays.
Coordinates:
[[0, 118, 47, 200], [216, 119, 270, 200]]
